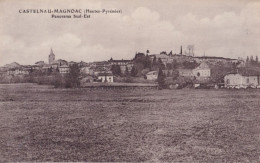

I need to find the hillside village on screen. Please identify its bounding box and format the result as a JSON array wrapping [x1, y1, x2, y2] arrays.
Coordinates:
[[1, 46, 260, 89]]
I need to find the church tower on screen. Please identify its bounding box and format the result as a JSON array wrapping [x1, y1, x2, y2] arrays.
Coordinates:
[[49, 48, 55, 64]]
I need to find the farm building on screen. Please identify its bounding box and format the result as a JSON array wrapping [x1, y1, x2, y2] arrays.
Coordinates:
[[192, 62, 211, 79], [98, 73, 114, 83], [146, 71, 158, 80], [224, 73, 259, 88]]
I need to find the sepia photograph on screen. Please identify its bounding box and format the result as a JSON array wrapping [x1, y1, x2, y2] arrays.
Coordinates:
[[0, 0, 260, 162]]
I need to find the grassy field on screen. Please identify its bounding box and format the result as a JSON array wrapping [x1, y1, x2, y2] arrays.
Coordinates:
[[0, 83, 260, 162]]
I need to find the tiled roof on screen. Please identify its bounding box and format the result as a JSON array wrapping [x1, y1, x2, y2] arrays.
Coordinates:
[[227, 68, 260, 76]]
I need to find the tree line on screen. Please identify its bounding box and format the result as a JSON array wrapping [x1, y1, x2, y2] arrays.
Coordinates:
[[246, 56, 259, 67]]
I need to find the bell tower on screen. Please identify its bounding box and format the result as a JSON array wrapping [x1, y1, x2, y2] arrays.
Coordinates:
[[49, 48, 55, 64]]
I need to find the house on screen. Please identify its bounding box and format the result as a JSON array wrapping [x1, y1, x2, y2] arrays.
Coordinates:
[[98, 73, 113, 83], [108, 58, 132, 66], [93, 61, 110, 69], [68, 61, 77, 66], [150, 53, 174, 65], [4, 62, 21, 69], [0, 70, 7, 76], [23, 65, 40, 71], [224, 69, 260, 88], [162, 69, 176, 77], [15, 68, 29, 75], [55, 59, 68, 67], [146, 71, 158, 80], [224, 73, 259, 88], [50, 63, 59, 69], [80, 66, 91, 75], [7, 69, 16, 75], [178, 69, 193, 77], [93, 67, 112, 76], [80, 76, 94, 84], [108, 58, 133, 73], [59, 65, 70, 74], [35, 61, 45, 66], [193, 56, 233, 64], [78, 61, 88, 67], [7, 68, 29, 75], [192, 62, 211, 79]]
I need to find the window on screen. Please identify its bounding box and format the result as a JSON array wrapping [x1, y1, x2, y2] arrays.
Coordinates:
[[247, 78, 249, 83], [226, 79, 230, 84]]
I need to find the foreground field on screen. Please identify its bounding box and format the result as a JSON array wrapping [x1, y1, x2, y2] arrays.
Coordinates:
[[0, 83, 260, 162]]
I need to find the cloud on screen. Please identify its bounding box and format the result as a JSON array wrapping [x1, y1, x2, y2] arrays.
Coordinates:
[[0, 0, 260, 66], [173, 1, 260, 58]]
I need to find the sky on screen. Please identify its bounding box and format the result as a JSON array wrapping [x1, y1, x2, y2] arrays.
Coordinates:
[[0, 0, 260, 66]]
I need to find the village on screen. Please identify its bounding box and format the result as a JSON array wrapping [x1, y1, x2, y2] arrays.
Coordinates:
[[0, 46, 260, 89]]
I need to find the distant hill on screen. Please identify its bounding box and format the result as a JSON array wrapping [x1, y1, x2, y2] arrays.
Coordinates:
[[3, 62, 21, 68]]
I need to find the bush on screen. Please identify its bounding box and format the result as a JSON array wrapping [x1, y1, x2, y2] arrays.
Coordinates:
[[157, 68, 166, 89], [51, 73, 63, 88]]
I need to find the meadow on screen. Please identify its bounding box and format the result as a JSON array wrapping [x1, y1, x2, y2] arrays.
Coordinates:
[[0, 83, 260, 162]]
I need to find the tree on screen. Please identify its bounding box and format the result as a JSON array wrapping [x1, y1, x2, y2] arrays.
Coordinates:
[[246, 56, 250, 66], [29, 67, 33, 73], [172, 60, 178, 69], [166, 63, 173, 70], [160, 51, 167, 55], [256, 56, 259, 64], [56, 66, 59, 72], [125, 66, 129, 76], [130, 66, 138, 77], [52, 72, 63, 88], [246, 56, 249, 62], [158, 58, 165, 70], [146, 49, 150, 55], [65, 64, 80, 88], [144, 55, 151, 69], [167, 70, 171, 77], [152, 56, 156, 63], [111, 65, 121, 76], [104, 75, 108, 82], [47, 67, 53, 75], [250, 56, 254, 64], [157, 67, 166, 89]]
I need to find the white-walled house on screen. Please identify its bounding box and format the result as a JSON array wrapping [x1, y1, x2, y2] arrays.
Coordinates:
[[224, 73, 259, 88], [192, 62, 211, 78], [59, 65, 70, 74], [7, 68, 29, 75], [146, 71, 158, 80], [98, 73, 113, 83]]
